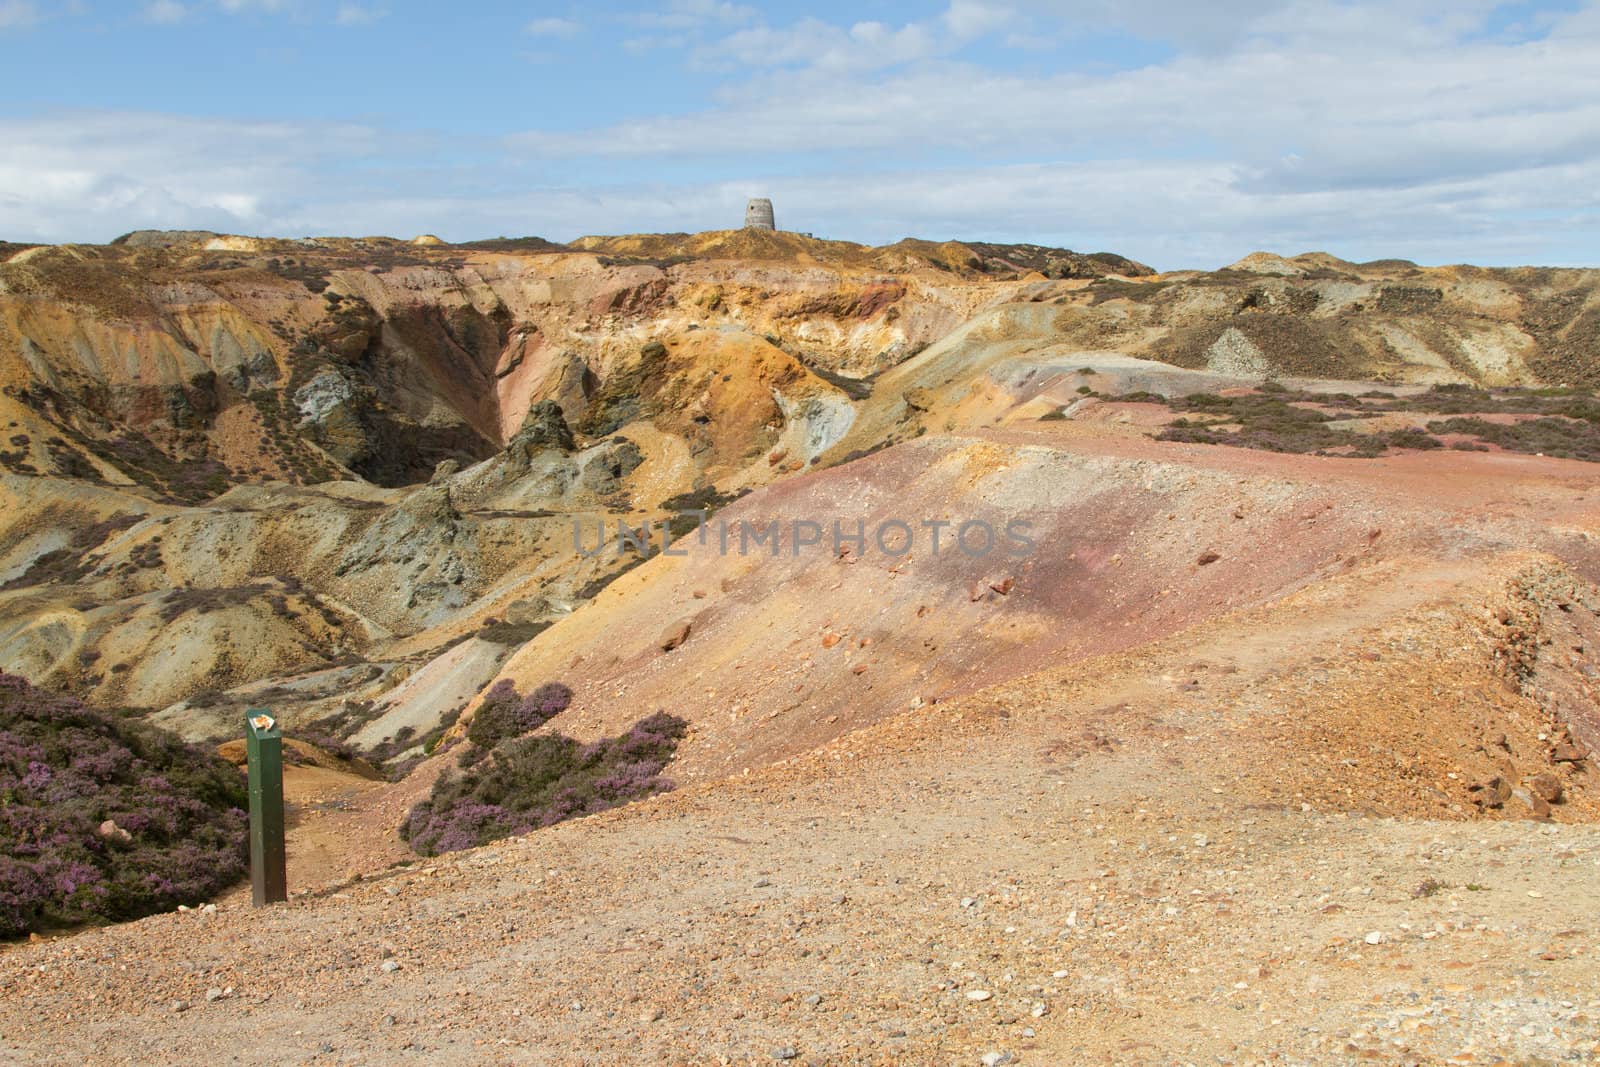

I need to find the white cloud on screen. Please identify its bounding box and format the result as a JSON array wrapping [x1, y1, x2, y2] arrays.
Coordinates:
[[0, 112, 385, 243], [3, 4, 1599, 268], [943, 0, 1015, 40], [335, 3, 384, 26], [0, 0, 38, 29], [696, 17, 938, 71], [629, 0, 755, 31], [525, 16, 579, 37], [512, 0, 1600, 202], [217, 0, 290, 13], [4, 106, 1595, 268], [142, 1, 187, 24]]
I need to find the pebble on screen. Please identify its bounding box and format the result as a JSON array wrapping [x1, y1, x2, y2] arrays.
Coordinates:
[[982, 1053, 1011, 1066], [170, 1000, 189, 1014], [1364, 931, 1385, 945], [381, 960, 402, 973], [772, 1046, 798, 1060], [966, 990, 993, 1002], [205, 988, 224, 1003], [753, 878, 772, 889]]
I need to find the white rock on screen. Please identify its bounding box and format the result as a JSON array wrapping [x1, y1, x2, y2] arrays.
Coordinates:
[[966, 989, 993, 1002]]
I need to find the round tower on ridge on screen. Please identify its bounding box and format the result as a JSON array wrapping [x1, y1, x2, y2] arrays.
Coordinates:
[[744, 198, 776, 231]]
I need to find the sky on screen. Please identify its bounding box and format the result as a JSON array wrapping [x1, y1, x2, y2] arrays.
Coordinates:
[[1, 0, 1597, 269]]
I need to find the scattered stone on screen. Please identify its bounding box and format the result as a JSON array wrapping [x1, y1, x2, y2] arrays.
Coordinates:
[[381, 960, 402, 974], [659, 620, 692, 652], [1530, 772, 1565, 804], [982, 1052, 1012, 1066], [171, 1000, 189, 1014], [1468, 776, 1511, 809], [966, 989, 993, 1002], [753, 877, 772, 889], [1364, 931, 1385, 945], [1513, 787, 1552, 819], [772, 1046, 798, 1061], [96, 819, 132, 845], [1197, 550, 1221, 566], [205, 988, 224, 1003]]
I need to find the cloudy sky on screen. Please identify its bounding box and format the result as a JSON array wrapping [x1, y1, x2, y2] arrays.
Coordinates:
[[1, 0, 1597, 268]]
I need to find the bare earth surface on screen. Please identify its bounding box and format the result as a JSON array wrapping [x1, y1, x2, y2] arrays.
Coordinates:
[[4, 545, 1600, 1066], [5, 236, 1600, 1065]]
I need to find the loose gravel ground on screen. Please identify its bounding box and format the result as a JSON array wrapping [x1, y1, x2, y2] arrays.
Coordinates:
[[4, 552, 1600, 1065]]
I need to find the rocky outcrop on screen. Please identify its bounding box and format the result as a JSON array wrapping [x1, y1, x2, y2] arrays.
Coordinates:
[[507, 400, 574, 456]]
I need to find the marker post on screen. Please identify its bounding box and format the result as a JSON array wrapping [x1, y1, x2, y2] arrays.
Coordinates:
[[245, 709, 287, 906]]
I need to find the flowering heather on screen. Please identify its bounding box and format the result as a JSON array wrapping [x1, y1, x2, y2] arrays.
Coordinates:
[[0, 672, 247, 938], [402, 706, 687, 856], [465, 679, 573, 749]]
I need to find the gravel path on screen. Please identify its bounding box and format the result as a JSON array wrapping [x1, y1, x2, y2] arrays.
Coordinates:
[[3, 554, 1598, 1066]]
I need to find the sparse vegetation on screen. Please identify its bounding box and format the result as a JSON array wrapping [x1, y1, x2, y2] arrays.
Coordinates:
[[0, 672, 246, 938], [2, 513, 143, 591], [159, 583, 273, 623], [1427, 416, 1600, 461], [402, 680, 684, 856], [465, 679, 572, 749], [1137, 383, 1600, 461], [1411, 877, 1447, 898], [477, 619, 551, 645]]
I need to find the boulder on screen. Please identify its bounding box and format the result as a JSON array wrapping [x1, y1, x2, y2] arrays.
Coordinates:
[[659, 620, 691, 652]]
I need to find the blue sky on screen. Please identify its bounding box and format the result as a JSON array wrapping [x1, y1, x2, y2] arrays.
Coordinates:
[[1, 0, 1598, 267]]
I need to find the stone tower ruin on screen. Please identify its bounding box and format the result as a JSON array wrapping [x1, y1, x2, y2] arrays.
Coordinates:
[[744, 198, 775, 231]]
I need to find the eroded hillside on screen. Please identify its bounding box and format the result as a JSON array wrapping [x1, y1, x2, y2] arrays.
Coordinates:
[[4, 231, 1600, 1062], [2, 231, 1600, 761]]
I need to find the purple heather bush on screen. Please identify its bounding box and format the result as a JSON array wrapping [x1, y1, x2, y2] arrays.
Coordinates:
[[465, 679, 573, 749], [402, 702, 687, 857], [0, 672, 247, 938]]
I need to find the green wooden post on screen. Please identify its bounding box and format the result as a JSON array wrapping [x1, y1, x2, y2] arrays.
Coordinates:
[[245, 709, 287, 906]]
